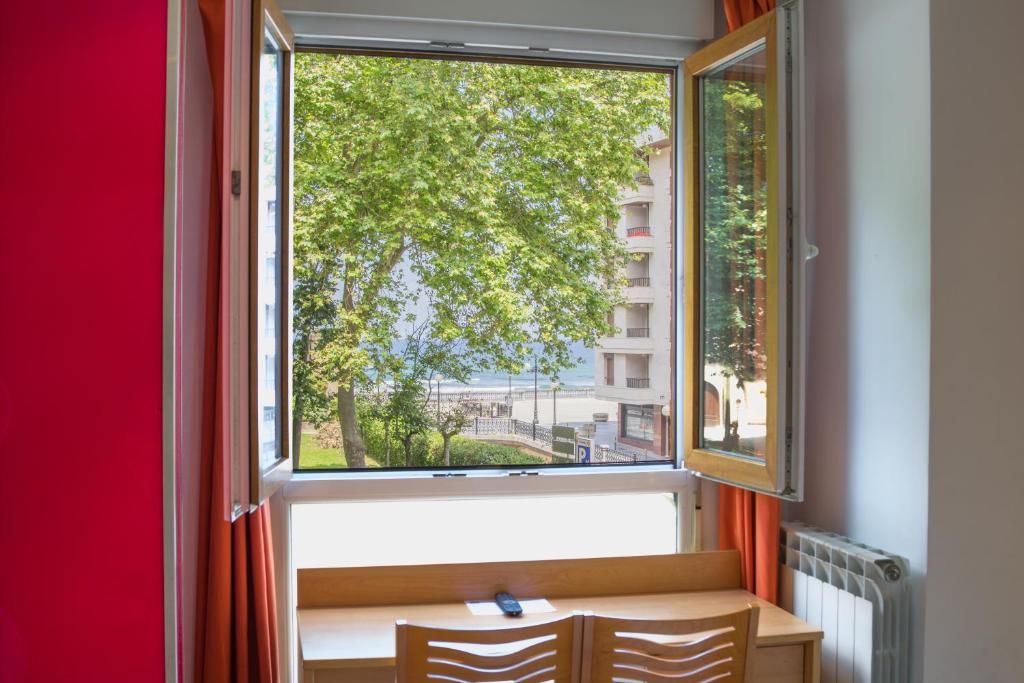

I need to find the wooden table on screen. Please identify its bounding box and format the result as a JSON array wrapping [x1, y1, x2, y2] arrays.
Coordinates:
[[297, 552, 821, 682]]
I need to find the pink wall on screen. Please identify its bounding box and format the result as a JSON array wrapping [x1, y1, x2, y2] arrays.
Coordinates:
[[0, 3, 168, 681]]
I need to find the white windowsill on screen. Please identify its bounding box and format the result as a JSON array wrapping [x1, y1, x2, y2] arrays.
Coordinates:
[[283, 464, 692, 502]]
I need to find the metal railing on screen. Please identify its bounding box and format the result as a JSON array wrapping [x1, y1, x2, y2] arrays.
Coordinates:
[[626, 377, 650, 389], [626, 226, 652, 237], [463, 418, 670, 464], [417, 387, 595, 403], [592, 444, 667, 464], [464, 417, 552, 445], [626, 327, 650, 338], [626, 276, 651, 287]]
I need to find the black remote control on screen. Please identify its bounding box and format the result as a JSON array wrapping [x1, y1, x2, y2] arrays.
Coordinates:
[[494, 592, 523, 617]]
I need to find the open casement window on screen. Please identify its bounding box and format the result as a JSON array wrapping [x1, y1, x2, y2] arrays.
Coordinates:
[[682, 2, 808, 499], [249, 0, 294, 505]]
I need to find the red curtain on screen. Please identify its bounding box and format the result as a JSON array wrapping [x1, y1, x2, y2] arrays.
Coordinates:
[[716, 0, 781, 606], [194, 1, 281, 681], [723, 0, 776, 32]]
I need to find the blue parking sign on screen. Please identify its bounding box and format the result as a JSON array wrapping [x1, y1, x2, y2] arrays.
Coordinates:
[[577, 443, 591, 464]]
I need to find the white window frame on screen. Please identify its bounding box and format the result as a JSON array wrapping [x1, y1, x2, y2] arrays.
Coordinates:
[[281, 39, 694, 489]]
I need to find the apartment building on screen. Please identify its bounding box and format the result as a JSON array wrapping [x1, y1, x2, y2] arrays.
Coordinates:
[[594, 136, 672, 456]]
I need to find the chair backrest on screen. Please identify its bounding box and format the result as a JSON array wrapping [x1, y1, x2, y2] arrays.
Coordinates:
[[395, 613, 583, 683], [580, 606, 760, 682]]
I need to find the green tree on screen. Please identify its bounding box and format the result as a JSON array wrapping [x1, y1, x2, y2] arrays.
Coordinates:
[[293, 53, 670, 466], [435, 398, 474, 467]]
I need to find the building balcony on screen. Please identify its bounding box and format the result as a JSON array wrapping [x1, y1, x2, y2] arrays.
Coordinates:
[[595, 335, 655, 353], [626, 276, 651, 287], [593, 380, 658, 404], [626, 377, 651, 389], [617, 183, 655, 206], [626, 327, 650, 338], [626, 226, 652, 238]]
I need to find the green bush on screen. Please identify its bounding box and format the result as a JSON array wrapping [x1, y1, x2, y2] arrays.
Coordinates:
[[355, 395, 546, 467], [445, 437, 546, 466]]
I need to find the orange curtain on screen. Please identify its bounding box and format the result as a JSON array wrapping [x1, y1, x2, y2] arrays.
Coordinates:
[[717, 0, 781, 606], [723, 0, 776, 32], [194, 1, 281, 681], [718, 486, 780, 603]]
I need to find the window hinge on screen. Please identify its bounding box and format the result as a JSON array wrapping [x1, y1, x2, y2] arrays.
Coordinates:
[[430, 41, 466, 49], [432, 472, 467, 478], [784, 11, 794, 74]]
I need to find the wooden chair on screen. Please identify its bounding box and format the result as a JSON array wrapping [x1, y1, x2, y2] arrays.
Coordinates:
[[395, 613, 584, 683], [580, 606, 760, 682]]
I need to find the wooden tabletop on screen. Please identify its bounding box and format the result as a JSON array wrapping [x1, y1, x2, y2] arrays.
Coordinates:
[[299, 588, 822, 669]]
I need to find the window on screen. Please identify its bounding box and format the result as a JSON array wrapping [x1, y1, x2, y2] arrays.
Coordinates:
[[292, 494, 679, 568], [248, 0, 293, 504], [682, 2, 808, 499], [290, 52, 676, 471], [243, 2, 807, 517], [622, 404, 655, 442]]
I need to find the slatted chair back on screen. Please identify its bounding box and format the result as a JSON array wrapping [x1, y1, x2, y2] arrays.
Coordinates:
[[395, 613, 583, 683], [580, 606, 760, 682]]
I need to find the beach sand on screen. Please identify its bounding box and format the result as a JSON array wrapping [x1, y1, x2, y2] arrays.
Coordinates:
[[510, 395, 618, 425]]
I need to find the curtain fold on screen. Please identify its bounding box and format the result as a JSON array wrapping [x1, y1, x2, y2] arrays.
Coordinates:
[[718, 485, 780, 603], [716, 0, 781, 606], [195, 1, 281, 681], [723, 0, 776, 32]]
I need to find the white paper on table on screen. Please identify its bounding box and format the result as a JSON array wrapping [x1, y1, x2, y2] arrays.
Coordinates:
[[464, 598, 556, 616]]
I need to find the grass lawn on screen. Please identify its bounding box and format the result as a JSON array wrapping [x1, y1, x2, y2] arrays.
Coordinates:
[[297, 432, 381, 469]]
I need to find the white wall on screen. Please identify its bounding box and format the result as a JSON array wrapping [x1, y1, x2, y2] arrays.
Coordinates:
[[281, 0, 714, 40], [786, 1, 931, 681], [924, 1, 1024, 681]]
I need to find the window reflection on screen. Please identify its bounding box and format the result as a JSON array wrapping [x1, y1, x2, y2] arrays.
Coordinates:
[[700, 46, 769, 459], [256, 29, 284, 468]]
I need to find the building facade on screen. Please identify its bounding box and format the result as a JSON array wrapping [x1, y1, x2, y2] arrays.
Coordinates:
[[594, 137, 672, 456]]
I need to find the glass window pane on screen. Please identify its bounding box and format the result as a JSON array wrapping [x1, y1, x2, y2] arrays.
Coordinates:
[[292, 494, 678, 567], [292, 54, 674, 470], [699, 46, 769, 460], [256, 30, 284, 469]]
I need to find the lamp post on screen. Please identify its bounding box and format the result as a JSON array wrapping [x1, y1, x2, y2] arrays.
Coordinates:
[[436, 374, 444, 422], [551, 380, 560, 426], [532, 359, 539, 424], [532, 358, 539, 440]]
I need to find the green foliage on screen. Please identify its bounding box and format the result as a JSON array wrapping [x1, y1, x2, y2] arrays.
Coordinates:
[[292, 54, 672, 441], [444, 437, 547, 467], [357, 402, 544, 467]]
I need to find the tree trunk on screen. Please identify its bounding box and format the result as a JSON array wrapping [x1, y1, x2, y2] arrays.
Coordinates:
[[722, 379, 739, 452], [442, 434, 452, 466], [403, 434, 413, 467], [337, 382, 366, 468], [292, 393, 304, 464], [292, 334, 310, 464], [384, 418, 391, 467]]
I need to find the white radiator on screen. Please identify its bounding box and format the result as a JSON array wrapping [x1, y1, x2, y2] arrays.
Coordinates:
[[780, 522, 910, 683]]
